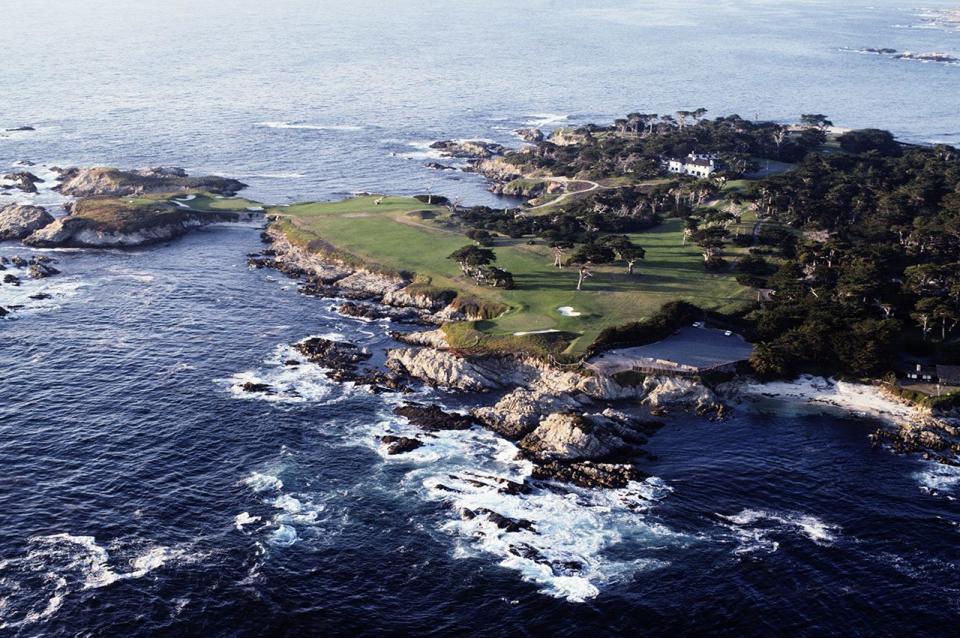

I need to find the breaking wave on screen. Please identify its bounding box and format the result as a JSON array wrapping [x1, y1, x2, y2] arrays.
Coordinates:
[[0, 533, 195, 631], [716, 509, 840, 556]]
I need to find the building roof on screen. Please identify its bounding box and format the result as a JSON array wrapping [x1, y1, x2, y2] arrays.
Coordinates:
[[589, 327, 754, 376], [936, 365, 960, 384]]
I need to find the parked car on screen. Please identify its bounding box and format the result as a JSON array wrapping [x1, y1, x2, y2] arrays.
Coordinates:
[[724, 330, 733, 337]]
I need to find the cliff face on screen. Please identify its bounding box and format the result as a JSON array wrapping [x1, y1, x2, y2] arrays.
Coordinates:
[[22, 210, 247, 248], [22, 215, 202, 247]]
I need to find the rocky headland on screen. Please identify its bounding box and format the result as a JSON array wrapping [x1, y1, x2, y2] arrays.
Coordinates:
[[0, 166, 258, 249], [247, 223, 726, 489]]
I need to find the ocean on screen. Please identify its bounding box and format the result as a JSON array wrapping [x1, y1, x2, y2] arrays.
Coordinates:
[[2, 1, 959, 635]]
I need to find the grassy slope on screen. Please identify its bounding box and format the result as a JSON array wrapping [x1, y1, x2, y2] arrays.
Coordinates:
[[272, 195, 753, 355]]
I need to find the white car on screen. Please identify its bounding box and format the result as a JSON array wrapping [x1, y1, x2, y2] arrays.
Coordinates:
[[724, 330, 733, 337]]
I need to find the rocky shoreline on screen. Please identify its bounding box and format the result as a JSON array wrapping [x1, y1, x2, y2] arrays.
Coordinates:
[[247, 222, 725, 488]]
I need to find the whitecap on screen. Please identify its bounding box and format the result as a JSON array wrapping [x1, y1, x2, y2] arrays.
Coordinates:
[[524, 113, 570, 127], [717, 508, 840, 555], [256, 121, 364, 132], [915, 462, 960, 494], [241, 471, 283, 493], [234, 512, 262, 530]]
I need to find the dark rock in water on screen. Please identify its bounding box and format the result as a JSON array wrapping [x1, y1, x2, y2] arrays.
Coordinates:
[[240, 382, 273, 394], [459, 507, 535, 533], [29, 292, 52, 300], [2, 172, 42, 193], [0, 306, 7, 317], [5, 126, 35, 132], [352, 369, 410, 392], [425, 162, 457, 171], [283, 359, 300, 367], [429, 140, 507, 159], [380, 435, 423, 455], [294, 336, 371, 372], [514, 127, 545, 143], [393, 403, 476, 431], [531, 459, 648, 489], [298, 280, 380, 302], [27, 263, 60, 279], [337, 301, 426, 324], [10, 256, 27, 268], [3, 274, 21, 286], [458, 472, 529, 495]]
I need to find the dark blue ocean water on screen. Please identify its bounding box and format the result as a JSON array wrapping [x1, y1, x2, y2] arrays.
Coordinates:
[[3, 1, 960, 635]]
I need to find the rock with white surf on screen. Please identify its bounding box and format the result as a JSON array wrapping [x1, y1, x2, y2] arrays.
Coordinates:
[[0, 204, 55, 241]]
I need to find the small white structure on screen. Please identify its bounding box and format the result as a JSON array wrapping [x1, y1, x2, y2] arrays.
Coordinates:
[[667, 153, 720, 178]]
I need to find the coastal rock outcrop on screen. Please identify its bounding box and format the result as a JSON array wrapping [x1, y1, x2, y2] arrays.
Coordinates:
[[2, 172, 43, 193], [393, 403, 476, 431], [380, 435, 423, 455], [429, 140, 507, 159], [385, 347, 534, 392], [294, 336, 371, 371], [54, 166, 246, 197], [513, 128, 544, 143], [519, 412, 628, 461], [0, 204, 55, 240], [22, 214, 213, 248]]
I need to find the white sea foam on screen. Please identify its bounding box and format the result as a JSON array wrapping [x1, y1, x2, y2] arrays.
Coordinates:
[[269, 524, 299, 547], [363, 402, 683, 603], [234, 512, 262, 530], [717, 509, 840, 555], [241, 471, 283, 493], [256, 121, 364, 132], [730, 375, 917, 422], [915, 462, 960, 495], [0, 533, 192, 630], [524, 113, 570, 127]]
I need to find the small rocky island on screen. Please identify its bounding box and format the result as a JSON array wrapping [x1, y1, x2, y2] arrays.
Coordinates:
[[0, 166, 259, 248]]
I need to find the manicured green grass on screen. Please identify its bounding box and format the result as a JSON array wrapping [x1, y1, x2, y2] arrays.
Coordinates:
[[273, 195, 753, 356]]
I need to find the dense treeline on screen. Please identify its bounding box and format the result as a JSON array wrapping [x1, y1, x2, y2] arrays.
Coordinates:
[[501, 113, 824, 180], [748, 143, 960, 377]]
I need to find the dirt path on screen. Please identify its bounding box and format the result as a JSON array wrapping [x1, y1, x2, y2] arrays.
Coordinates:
[[525, 176, 600, 210]]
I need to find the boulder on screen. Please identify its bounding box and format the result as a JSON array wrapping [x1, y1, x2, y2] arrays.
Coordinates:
[[519, 412, 627, 462], [530, 460, 647, 489], [386, 347, 515, 392], [393, 403, 476, 431], [0, 204, 54, 240], [513, 128, 544, 143], [240, 382, 273, 394], [473, 387, 584, 439], [294, 337, 371, 371], [2, 172, 41, 193], [380, 435, 423, 455], [429, 140, 507, 159]]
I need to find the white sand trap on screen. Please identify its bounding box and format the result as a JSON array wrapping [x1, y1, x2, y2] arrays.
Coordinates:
[[557, 306, 582, 317], [513, 329, 561, 336]]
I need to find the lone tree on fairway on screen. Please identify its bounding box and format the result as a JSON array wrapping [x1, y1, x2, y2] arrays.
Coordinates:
[[550, 240, 574, 268], [448, 245, 496, 280], [570, 242, 615, 290], [599, 235, 646, 275]]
